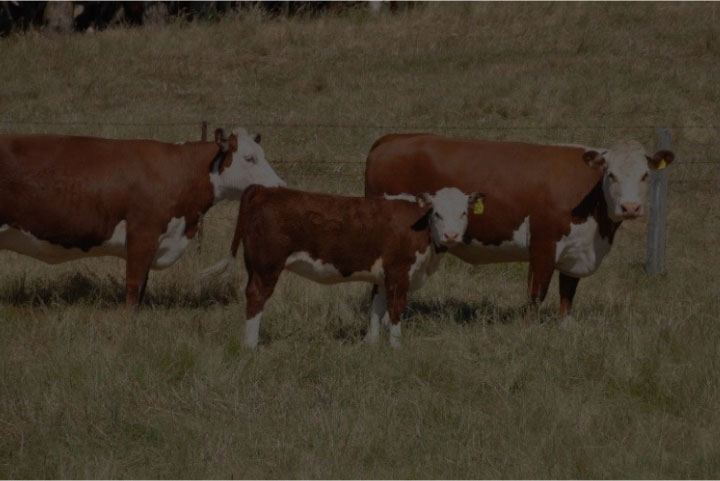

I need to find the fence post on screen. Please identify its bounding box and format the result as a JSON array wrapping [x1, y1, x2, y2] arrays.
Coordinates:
[[646, 127, 670, 275], [197, 120, 208, 252]]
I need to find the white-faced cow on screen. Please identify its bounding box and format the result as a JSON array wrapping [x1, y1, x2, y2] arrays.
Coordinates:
[[201, 185, 484, 348], [364, 134, 674, 319], [0, 127, 285, 307]]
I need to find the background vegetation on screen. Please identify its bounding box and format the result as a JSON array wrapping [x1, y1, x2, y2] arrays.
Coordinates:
[[0, 3, 719, 478]]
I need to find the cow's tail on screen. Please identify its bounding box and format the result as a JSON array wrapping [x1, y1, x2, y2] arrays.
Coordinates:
[[198, 188, 254, 282]]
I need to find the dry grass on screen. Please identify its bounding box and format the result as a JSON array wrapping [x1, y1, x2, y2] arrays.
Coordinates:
[[1, 3, 719, 478]]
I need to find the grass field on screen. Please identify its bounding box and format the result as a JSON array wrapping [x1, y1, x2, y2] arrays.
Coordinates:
[[1, 3, 720, 478]]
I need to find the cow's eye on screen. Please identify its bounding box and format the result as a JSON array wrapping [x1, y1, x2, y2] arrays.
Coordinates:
[[244, 155, 257, 164], [461, 212, 468, 218], [608, 172, 617, 182], [434, 212, 441, 219], [641, 172, 649, 181]]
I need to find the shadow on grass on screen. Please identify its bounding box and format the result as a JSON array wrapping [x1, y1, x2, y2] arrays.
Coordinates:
[[332, 294, 523, 343], [0, 272, 238, 308], [405, 297, 522, 326]]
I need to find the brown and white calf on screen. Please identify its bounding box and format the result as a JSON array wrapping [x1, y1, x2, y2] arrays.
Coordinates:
[[202, 185, 484, 348], [364, 134, 674, 319], [0, 128, 285, 306]]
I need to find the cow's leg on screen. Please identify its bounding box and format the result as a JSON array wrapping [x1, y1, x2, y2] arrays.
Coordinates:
[[365, 284, 388, 344], [125, 229, 160, 308], [523, 240, 557, 323], [244, 266, 282, 349], [384, 272, 409, 349], [559, 272, 580, 318]]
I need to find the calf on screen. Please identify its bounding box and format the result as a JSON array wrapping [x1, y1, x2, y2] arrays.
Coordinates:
[[0, 128, 285, 306], [202, 185, 484, 348], [365, 134, 674, 319]]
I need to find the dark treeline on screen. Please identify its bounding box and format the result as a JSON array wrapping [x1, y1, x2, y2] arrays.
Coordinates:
[[0, 1, 411, 36]]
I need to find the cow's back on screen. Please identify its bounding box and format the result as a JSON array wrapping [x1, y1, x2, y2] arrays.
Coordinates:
[[365, 134, 602, 248]]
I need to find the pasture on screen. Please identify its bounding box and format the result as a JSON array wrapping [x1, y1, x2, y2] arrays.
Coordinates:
[[1, 3, 719, 478]]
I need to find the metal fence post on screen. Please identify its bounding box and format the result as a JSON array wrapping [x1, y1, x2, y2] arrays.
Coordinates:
[[197, 120, 208, 252], [646, 127, 670, 275]]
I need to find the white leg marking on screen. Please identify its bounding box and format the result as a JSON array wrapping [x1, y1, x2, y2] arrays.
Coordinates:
[[245, 312, 262, 349], [389, 322, 402, 349], [365, 288, 387, 344]]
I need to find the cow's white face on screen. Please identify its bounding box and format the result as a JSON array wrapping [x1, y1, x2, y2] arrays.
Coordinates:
[[212, 128, 285, 201], [417, 187, 484, 247], [585, 140, 674, 222]]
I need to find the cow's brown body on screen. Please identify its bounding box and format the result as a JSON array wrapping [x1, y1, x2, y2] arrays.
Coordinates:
[[364, 133, 617, 317], [0, 134, 225, 306]]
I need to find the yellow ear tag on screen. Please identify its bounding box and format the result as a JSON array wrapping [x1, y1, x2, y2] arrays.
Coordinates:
[[473, 199, 484, 215], [658, 159, 667, 170]]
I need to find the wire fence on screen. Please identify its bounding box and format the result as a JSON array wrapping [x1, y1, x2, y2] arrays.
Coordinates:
[[1, 118, 718, 191]]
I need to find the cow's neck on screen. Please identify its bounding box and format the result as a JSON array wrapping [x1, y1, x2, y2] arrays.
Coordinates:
[[571, 180, 621, 242], [164, 142, 224, 220]]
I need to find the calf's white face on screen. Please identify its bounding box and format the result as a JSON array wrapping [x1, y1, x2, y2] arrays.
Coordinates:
[[417, 187, 484, 247], [213, 128, 286, 200], [585, 140, 674, 222]]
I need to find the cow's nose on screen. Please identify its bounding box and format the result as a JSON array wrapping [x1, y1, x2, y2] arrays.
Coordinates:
[[443, 232, 460, 244], [620, 202, 642, 218]]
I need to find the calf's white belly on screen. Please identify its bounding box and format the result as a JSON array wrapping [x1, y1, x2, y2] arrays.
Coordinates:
[[0, 217, 191, 270], [285, 252, 384, 284]]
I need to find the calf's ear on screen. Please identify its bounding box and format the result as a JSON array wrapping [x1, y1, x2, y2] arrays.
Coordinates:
[[584, 150, 607, 170], [647, 150, 674, 170], [468, 192, 486, 214]]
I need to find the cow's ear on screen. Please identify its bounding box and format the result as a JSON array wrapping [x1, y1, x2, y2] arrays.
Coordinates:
[[415, 193, 432, 209], [228, 134, 238, 153], [215, 128, 230, 153], [411, 210, 430, 232], [253, 133, 262, 144], [647, 150, 674, 170], [584, 150, 607, 170], [214, 128, 225, 145]]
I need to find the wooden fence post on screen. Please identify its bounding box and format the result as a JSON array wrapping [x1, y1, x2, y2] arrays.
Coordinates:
[[646, 127, 670, 275], [201, 120, 208, 142]]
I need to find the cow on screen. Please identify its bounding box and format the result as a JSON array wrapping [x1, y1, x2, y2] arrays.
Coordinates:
[[200, 185, 484, 348], [364, 134, 674, 320], [0, 127, 285, 307]]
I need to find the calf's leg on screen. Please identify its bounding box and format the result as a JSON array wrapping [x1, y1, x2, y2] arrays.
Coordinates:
[[384, 271, 409, 348], [244, 266, 282, 349]]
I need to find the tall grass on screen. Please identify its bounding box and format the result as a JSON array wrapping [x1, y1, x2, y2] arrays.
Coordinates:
[[0, 3, 719, 478]]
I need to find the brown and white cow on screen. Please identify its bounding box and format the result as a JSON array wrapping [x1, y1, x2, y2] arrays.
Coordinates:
[[0, 128, 285, 307], [201, 185, 484, 348], [364, 134, 674, 319]]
